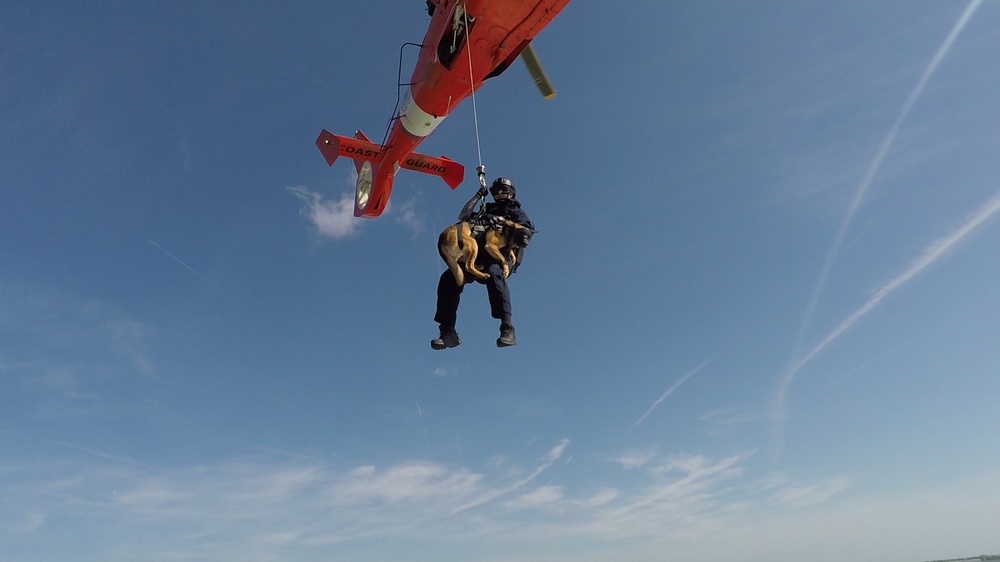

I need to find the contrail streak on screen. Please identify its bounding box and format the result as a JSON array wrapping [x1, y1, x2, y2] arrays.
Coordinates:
[[634, 361, 710, 428], [775, 192, 1000, 434], [147, 238, 225, 294], [415, 398, 430, 452], [790, 0, 984, 366], [777, 0, 984, 448], [50, 439, 138, 465]]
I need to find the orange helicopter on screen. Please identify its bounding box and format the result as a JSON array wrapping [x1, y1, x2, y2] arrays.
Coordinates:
[[316, 0, 571, 218]]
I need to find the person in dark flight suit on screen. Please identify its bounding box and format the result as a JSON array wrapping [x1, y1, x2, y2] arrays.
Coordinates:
[[431, 176, 534, 349]]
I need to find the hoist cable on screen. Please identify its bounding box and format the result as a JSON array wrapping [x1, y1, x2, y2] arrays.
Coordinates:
[[462, 4, 484, 171]]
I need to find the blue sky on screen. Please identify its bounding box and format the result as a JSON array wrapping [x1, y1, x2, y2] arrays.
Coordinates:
[[2, 1, 999, 561]]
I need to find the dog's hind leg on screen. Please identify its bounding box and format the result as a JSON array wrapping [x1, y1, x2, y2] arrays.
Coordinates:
[[484, 230, 512, 278], [460, 224, 490, 280]]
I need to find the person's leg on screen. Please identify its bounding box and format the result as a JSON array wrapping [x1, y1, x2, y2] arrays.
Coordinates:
[[485, 263, 516, 347], [432, 270, 464, 349]]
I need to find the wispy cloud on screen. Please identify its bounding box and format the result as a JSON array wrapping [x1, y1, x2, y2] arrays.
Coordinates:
[[769, 477, 852, 509], [394, 198, 425, 235], [634, 361, 710, 428], [7, 509, 46, 534], [432, 366, 456, 378], [505, 485, 564, 510], [701, 406, 764, 436], [333, 462, 482, 504], [0, 283, 155, 409], [452, 438, 570, 514], [573, 452, 752, 539], [7, 450, 998, 562], [610, 449, 658, 470], [287, 186, 359, 239]]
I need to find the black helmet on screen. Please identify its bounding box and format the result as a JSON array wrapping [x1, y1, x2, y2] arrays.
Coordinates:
[[489, 177, 516, 198]]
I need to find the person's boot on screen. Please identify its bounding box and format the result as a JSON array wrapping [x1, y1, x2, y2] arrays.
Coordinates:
[[431, 325, 461, 350], [497, 323, 516, 347]]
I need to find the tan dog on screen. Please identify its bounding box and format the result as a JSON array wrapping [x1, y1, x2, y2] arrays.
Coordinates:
[[438, 218, 526, 286]]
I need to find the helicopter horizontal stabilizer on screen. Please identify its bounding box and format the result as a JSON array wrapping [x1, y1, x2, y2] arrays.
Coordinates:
[[399, 152, 465, 190], [316, 129, 384, 167]]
